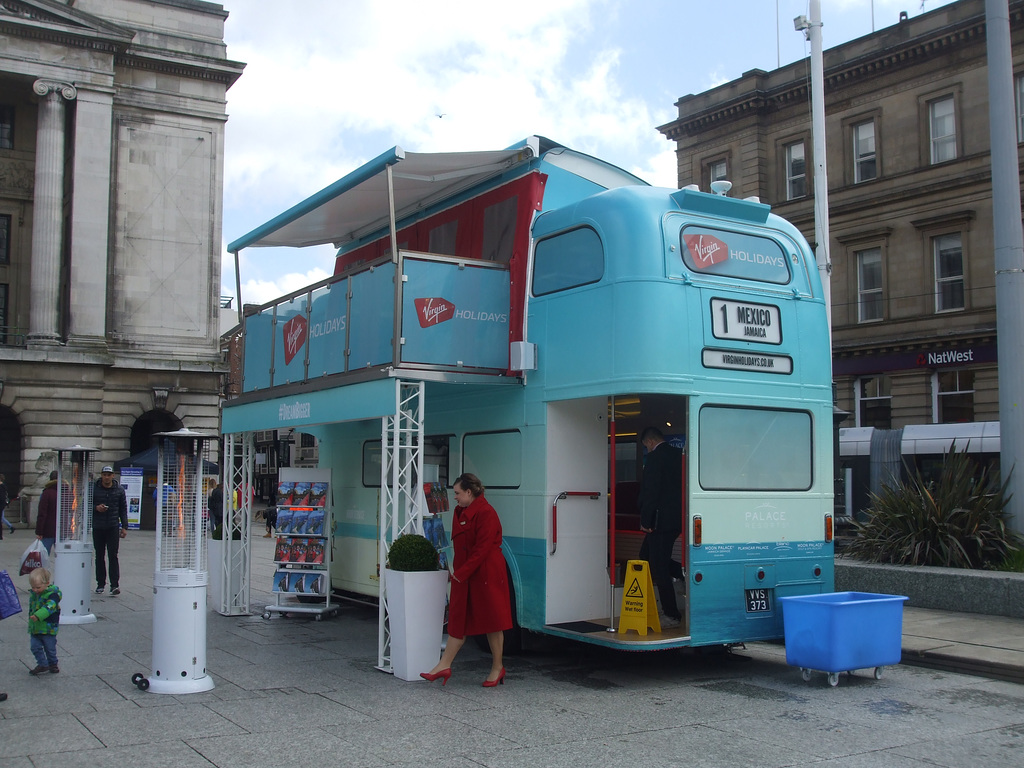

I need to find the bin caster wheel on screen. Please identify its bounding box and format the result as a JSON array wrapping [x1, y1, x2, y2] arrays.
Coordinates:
[[135, 677, 149, 691], [873, 666, 884, 680], [827, 673, 840, 687], [262, 612, 271, 620], [131, 672, 144, 685], [801, 668, 812, 682], [315, 614, 322, 622]]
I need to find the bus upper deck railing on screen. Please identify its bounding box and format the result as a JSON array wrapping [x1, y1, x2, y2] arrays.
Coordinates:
[[241, 250, 512, 394]]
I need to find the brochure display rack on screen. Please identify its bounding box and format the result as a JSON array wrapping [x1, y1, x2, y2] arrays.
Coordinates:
[[263, 468, 337, 621], [422, 482, 451, 570]]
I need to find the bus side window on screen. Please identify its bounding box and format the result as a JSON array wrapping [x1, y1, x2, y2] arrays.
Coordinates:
[[482, 196, 518, 264], [533, 227, 603, 296]]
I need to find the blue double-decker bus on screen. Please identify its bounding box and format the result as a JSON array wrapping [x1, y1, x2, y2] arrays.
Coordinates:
[[225, 136, 834, 659]]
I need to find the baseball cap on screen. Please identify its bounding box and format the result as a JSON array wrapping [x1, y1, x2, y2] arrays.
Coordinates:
[[101, 465, 114, 473]]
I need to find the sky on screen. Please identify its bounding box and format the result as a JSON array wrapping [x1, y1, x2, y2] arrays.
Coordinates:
[[220, 0, 957, 307]]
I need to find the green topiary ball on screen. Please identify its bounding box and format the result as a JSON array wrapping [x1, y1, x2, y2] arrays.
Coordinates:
[[387, 533, 440, 572]]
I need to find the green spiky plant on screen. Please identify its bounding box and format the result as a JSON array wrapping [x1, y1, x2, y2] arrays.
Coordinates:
[[386, 533, 440, 572], [845, 445, 1020, 569]]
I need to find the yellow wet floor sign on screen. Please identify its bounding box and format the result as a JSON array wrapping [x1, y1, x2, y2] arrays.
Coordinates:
[[619, 559, 660, 635]]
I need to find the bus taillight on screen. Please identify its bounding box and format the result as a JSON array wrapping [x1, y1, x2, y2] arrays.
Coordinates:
[[824, 513, 833, 543], [693, 515, 702, 547]]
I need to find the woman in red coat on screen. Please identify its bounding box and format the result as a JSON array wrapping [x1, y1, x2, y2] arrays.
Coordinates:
[[421, 473, 512, 687]]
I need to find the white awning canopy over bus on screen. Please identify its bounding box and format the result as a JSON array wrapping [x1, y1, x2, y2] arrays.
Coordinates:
[[227, 137, 543, 252]]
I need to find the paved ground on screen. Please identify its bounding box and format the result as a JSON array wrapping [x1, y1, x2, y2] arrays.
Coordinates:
[[1, 528, 1023, 767]]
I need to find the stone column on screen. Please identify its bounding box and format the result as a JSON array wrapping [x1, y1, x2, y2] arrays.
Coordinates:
[[27, 79, 77, 347], [67, 86, 114, 348]]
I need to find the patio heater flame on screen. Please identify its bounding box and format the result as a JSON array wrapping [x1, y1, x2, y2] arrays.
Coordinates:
[[69, 463, 79, 537], [177, 453, 187, 538]]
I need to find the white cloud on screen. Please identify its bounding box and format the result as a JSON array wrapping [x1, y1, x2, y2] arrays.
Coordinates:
[[239, 269, 332, 308], [220, 0, 961, 303], [222, 241, 335, 306], [221, 0, 653, 297]]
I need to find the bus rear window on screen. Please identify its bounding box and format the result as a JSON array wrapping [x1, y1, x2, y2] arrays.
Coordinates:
[[680, 226, 790, 284], [698, 406, 811, 490]]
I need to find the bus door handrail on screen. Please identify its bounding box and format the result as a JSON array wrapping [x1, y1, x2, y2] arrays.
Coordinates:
[[550, 491, 602, 555]]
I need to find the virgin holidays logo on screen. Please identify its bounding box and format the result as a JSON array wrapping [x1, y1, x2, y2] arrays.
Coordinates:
[[415, 297, 455, 328], [415, 297, 509, 328], [282, 315, 307, 364], [684, 233, 729, 269]]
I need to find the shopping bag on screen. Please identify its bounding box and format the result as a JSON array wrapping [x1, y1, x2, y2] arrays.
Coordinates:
[[0, 569, 22, 619], [19, 539, 48, 576]]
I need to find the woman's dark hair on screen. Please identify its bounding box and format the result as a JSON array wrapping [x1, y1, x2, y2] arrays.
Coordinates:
[[453, 473, 485, 497]]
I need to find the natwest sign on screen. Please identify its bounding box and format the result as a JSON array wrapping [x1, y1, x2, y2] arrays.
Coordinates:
[[282, 314, 308, 365], [414, 297, 455, 327], [918, 349, 975, 366], [834, 343, 996, 377]]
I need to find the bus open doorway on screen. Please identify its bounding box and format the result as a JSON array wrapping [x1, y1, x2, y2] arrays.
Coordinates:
[[541, 394, 691, 648]]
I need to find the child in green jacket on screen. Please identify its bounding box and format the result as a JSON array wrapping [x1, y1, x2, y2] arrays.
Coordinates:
[[27, 567, 61, 675]]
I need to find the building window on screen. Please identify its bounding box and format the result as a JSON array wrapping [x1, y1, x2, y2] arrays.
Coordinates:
[[853, 121, 876, 182], [857, 248, 883, 322], [709, 159, 727, 183], [934, 233, 964, 312], [0, 214, 9, 265], [856, 375, 892, 429], [785, 142, 806, 200], [1017, 75, 1024, 142], [935, 369, 974, 424], [0, 105, 12, 150], [929, 97, 956, 164], [0, 283, 8, 345]]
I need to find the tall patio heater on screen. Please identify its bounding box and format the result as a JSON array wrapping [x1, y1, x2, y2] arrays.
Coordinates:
[[132, 429, 214, 693], [54, 446, 97, 624]]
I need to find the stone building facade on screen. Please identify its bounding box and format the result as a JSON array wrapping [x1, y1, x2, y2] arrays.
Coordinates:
[[658, 0, 1022, 432], [0, 0, 243, 515]]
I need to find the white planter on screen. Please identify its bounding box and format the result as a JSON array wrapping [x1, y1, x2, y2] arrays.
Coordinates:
[[208, 537, 242, 615], [385, 568, 448, 681]]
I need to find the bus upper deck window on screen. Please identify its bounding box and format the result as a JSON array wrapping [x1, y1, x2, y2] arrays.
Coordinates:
[[679, 226, 791, 285], [533, 226, 604, 296]]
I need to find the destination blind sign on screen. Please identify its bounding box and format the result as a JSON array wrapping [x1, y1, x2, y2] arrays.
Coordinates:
[[702, 348, 793, 375], [711, 298, 781, 344]]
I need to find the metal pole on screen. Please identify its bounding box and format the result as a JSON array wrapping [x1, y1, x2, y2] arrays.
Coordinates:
[[388, 164, 402, 367], [809, 0, 832, 338], [233, 250, 242, 325], [986, 0, 1024, 535], [795, 1, 832, 342]]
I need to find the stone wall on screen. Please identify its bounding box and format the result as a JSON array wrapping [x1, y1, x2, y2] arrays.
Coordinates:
[[835, 558, 1024, 618]]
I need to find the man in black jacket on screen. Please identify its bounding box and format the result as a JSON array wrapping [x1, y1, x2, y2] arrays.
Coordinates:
[[638, 427, 685, 627], [93, 466, 128, 596]]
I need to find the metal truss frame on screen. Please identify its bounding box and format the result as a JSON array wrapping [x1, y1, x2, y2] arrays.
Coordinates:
[[216, 432, 253, 615], [376, 379, 427, 672]]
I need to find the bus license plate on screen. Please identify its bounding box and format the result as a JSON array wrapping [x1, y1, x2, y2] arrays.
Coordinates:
[[745, 588, 771, 613]]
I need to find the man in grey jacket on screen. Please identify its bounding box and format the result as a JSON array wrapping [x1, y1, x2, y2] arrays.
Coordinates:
[[93, 466, 128, 596]]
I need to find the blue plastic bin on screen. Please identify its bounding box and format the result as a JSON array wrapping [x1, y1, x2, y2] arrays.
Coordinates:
[[779, 591, 908, 685]]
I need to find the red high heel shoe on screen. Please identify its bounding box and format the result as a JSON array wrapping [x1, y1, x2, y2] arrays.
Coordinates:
[[420, 668, 451, 685], [482, 667, 506, 687]]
